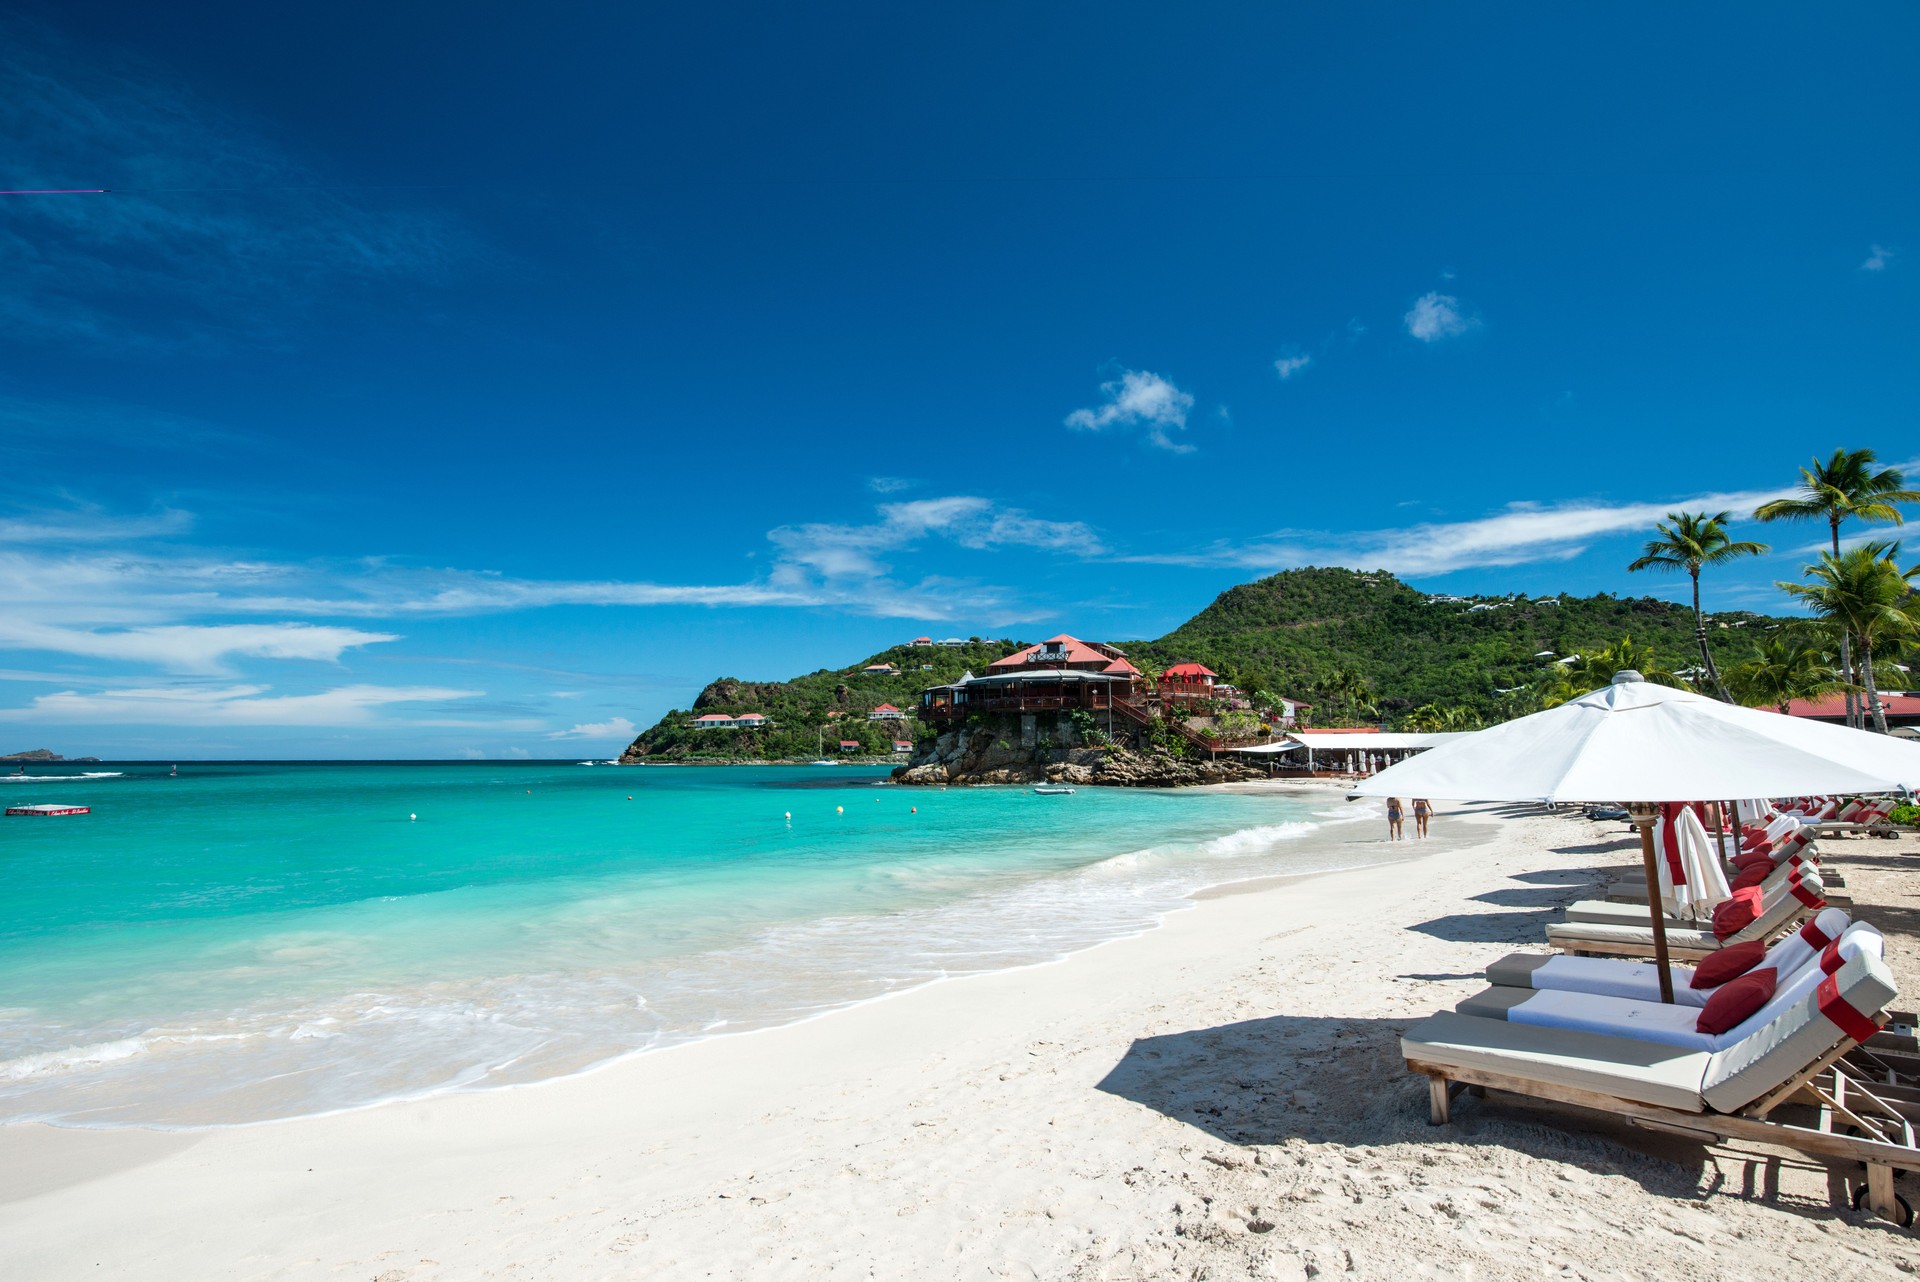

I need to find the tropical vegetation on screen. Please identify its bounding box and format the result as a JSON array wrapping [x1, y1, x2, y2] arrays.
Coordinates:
[[1626, 510, 1767, 699], [1753, 448, 1920, 728]]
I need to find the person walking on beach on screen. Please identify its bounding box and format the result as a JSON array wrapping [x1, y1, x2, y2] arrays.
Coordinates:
[[1413, 797, 1433, 838], [1385, 797, 1404, 841]]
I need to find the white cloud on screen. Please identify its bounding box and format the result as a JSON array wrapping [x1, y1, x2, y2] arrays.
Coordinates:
[[0, 683, 481, 726], [1064, 369, 1196, 452], [1404, 292, 1476, 342], [1128, 481, 1805, 578], [1862, 244, 1893, 271], [1273, 353, 1312, 380], [0, 620, 397, 674], [547, 716, 637, 741]]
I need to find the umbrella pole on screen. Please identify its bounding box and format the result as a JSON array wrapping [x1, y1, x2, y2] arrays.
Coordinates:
[[1627, 802, 1675, 1003]]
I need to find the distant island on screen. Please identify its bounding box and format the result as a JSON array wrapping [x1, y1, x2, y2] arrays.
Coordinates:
[[618, 567, 1780, 785], [3, 748, 66, 761]]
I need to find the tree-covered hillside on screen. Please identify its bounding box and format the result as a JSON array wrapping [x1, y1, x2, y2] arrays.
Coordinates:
[[622, 568, 1787, 758], [1125, 567, 1776, 720], [622, 639, 1018, 760]]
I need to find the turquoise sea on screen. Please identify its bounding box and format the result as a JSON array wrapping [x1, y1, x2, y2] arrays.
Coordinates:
[[0, 762, 1379, 1127]]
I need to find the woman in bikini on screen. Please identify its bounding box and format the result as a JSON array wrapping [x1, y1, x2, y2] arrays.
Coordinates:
[[1385, 797, 1404, 841], [1413, 797, 1433, 838]]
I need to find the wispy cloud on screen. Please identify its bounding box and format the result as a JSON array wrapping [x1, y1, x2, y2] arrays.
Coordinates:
[[0, 503, 192, 544], [0, 683, 483, 726], [1862, 244, 1894, 271], [1065, 369, 1196, 452], [546, 716, 637, 741], [1273, 352, 1312, 380], [866, 476, 916, 493], [1128, 482, 1803, 578], [0, 620, 397, 674], [1404, 292, 1476, 342], [0, 17, 470, 349]]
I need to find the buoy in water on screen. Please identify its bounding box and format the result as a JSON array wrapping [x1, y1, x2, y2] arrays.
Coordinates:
[[836, 805, 844, 814], [784, 810, 792, 821], [911, 806, 917, 813], [409, 813, 417, 822]]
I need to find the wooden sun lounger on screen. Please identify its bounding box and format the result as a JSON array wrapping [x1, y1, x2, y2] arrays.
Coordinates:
[[1547, 867, 1826, 960], [1402, 951, 1919, 1224]]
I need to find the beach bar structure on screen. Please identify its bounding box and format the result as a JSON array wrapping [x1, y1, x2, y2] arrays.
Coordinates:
[[919, 668, 1135, 723]]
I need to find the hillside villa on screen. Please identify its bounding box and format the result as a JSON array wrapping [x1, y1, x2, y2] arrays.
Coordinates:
[[686, 712, 771, 729], [869, 704, 905, 721]]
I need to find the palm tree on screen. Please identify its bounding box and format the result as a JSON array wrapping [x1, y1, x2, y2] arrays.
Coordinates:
[[1724, 628, 1851, 714], [1536, 637, 1687, 707], [1778, 542, 1920, 733], [1755, 449, 1920, 726], [1626, 511, 1769, 700]]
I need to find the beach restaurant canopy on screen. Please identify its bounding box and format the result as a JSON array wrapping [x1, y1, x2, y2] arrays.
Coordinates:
[[1352, 670, 1920, 999], [1236, 731, 1469, 771]]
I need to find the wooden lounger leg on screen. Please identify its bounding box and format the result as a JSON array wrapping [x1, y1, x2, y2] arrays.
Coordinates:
[[1864, 1163, 1900, 1222], [1428, 1074, 1452, 1125]]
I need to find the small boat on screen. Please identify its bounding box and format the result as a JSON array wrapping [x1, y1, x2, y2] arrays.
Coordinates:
[[1032, 785, 1076, 795], [7, 803, 90, 816]]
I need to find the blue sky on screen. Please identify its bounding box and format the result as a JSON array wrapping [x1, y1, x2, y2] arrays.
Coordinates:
[[1, 4, 1914, 757]]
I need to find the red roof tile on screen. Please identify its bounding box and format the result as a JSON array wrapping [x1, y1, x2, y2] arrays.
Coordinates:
[[1162, 663, 1217, 678], [987, 634, 1118, 669], [1773, 693, 1920, 718]]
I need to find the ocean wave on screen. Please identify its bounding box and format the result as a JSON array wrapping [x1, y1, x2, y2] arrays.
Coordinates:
[[1, 771, 124, 783]]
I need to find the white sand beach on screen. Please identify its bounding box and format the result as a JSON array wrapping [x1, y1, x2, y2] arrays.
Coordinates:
[[3, 790, 1916, 1280]]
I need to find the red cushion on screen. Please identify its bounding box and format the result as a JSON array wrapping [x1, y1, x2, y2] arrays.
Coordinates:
[[1730, 848, 1775, 873], [1729, 862, 1772, 891], [1712, 887, 1764, 940], [1696, 966, 1777, 1034], [1690, 938, 1767, 989]]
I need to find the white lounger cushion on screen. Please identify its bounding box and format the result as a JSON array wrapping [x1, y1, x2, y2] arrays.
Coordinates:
[[1403, 949, 1899, 1117], [1491, 908, 1854, 1008], [1467, 927, 1883, 1053]]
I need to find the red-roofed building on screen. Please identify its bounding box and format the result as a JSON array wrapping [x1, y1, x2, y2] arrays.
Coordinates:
[[988, 634, 1133, 674], [910, 636, 933, 647], [892, 739, 914, 752], [869, 703, 905, 721], [1159, 662, 1219, 707], [838, 740, 862, 751], [1772, 692, 1920, 729]]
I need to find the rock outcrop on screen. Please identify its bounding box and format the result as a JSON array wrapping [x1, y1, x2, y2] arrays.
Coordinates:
[[891, 714, 1264, 788]]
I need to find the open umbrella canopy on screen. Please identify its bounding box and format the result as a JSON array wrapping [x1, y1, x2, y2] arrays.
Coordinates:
[[1352, 672, 1920, 804]]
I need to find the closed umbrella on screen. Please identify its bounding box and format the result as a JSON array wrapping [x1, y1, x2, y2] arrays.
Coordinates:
[[1354, 671, 1920, 1000]]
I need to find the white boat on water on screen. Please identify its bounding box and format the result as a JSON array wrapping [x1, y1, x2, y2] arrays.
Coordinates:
[[1032, 785, 1076, 795]]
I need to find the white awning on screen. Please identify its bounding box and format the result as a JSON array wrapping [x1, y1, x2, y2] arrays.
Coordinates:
[[1287, 731, 1472, 751]]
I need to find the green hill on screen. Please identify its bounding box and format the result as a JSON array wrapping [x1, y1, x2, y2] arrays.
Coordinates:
[[620, 568, 1782, 759], [1124, 567, 1775, 720]]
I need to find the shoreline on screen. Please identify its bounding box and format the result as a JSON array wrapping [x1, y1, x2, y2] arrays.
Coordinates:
[[5, 780, 1380, 1136], [10, 804, 1906, 1278]]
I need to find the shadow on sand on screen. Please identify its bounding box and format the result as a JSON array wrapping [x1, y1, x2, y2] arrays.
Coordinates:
[[1095, 1010, 1900, 1233]]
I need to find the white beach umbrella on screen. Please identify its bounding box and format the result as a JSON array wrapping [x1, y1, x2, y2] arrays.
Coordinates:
[[1354, 671, 1920, 1000]]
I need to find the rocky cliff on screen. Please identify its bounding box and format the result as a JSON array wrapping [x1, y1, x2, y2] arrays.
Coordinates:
[[892, 712, 1264, 788]]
